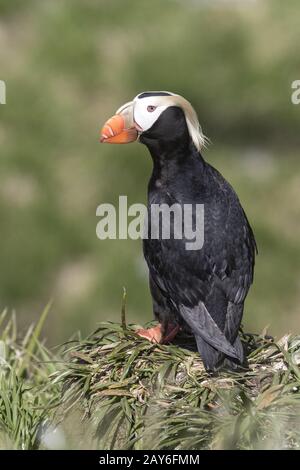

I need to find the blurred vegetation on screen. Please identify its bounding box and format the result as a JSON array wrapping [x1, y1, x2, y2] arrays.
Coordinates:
[[0, 308, 60, 449], [0, 0, 300, 343], [2, 311, 300, 450]]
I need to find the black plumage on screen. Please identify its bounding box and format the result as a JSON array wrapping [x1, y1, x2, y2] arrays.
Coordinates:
[[140, 106, 257, 371]]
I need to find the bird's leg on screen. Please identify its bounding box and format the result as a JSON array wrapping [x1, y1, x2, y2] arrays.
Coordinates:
[[136, 322, 181, 344], [161, 323, 181, 344]]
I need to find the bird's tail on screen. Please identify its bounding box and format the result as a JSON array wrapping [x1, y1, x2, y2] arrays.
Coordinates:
[[179, 303, 240, 360], [195, 334, 245, 371]]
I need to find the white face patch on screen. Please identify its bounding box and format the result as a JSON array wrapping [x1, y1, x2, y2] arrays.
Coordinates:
[[133, 96, 169, 133], [115, 91, 206, 150]]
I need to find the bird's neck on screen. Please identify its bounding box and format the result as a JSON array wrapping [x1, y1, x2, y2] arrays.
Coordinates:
[[146, 140, 205, 186]]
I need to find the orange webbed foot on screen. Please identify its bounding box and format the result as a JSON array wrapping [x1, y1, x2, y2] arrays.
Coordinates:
[[136, 324, 163, 343], [136, 323, 181, 344]]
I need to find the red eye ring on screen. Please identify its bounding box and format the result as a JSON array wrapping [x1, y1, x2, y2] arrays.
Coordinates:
[[147, 105, 156, 112]]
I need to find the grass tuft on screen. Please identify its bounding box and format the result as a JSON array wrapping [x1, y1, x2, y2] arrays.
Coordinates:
[[51, 322, 300, 450]]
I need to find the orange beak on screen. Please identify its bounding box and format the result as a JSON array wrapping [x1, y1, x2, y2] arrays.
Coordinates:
[[100, 114, 138, 144]]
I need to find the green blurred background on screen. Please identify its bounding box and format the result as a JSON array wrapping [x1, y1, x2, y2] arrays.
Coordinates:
[[0, 0, 299, 344]]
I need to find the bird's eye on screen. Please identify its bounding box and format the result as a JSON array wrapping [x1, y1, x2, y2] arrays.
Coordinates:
[[147, 105, 157, 112]]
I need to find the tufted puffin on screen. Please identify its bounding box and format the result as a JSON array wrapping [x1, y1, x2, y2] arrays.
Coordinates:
[[100, 91, 257, 371]]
